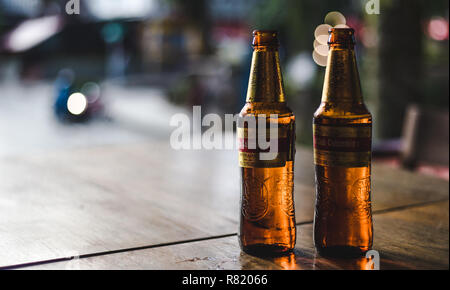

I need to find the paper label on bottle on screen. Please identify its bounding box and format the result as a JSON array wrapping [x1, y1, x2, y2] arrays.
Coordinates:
[[313, 124, 371, 167], [238, 124, 295, 168]]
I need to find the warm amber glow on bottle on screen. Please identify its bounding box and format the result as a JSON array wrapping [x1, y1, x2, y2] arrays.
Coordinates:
[[238, 30, 296, 256], [313, 28, 373, 257]]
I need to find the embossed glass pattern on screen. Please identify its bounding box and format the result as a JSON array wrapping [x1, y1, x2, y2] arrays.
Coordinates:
[[313, 28, 373, 257], [238, 31, 296, 255]]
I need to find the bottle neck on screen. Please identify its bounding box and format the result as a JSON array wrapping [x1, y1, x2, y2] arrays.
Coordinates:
[[246, 47, 285, 103], [321, 46, 363, 104]]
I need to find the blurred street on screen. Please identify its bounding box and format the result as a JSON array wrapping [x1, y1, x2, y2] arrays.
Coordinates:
[[0, 80, 180, 157]]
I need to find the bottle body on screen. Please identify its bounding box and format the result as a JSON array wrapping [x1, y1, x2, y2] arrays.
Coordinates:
[[313, 28, 373, 257], [239, 103, 296, 255], [238, 31, 296, 256], [313, 110, 372, 256]]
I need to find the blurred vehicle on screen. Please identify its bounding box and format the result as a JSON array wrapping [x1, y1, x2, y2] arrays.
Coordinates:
[[53, 69, 104, 122]]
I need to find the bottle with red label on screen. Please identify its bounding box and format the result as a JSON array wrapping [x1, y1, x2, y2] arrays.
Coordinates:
[[313, 28, 373, 257], [238, 30, 296, 256]]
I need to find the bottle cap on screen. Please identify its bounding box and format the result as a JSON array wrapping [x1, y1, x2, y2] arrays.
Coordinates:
[[252, 30, 279, 48], [328, 28, 355, 47]]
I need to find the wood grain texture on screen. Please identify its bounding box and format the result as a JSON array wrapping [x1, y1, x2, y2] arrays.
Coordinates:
[[0, 142, 239, 267], [25, 201, 449, 270], [0, 141, 448, 267]]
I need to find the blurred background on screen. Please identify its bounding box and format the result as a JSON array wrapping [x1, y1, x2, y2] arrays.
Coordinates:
[[0, 0, 448, 178]]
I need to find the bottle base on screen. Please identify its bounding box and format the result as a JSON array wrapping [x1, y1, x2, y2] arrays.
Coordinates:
[[241, 244, 294, 257], [316, 245, 370, 258]]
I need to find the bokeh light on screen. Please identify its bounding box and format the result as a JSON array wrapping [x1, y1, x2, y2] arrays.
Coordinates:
[[67, 92, 88, 115], [324, 11, 346, 27], [334, 24, 350, 29], [312, 50, 328, 67], [286, 52, 317, 89], [314, 24, 332, 45], [312, 12, 348, 67], [81, 82, 101, 103], [427, 17, 449, 41], [313, 39, 328, 56], [360, 26, 378, 48]]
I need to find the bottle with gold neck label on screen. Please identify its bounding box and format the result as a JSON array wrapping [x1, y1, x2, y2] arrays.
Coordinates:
[[238, 30, 296, 256], [313, 28, 373, 257]]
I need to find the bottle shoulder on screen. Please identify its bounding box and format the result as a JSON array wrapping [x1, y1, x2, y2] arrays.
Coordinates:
[[313, 102, 371, 123], [240, 102, 294, 118]]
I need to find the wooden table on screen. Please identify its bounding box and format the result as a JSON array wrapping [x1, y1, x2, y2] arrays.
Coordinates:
[[0, 141, 448, 270]]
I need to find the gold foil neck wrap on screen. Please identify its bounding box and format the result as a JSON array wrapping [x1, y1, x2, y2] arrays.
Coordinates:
[[322, 48, 363, 104], [246, 50, 285, 103]]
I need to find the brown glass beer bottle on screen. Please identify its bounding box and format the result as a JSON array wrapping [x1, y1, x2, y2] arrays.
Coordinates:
[[238, 30, 296, 256], [313, 28, 373, 257]]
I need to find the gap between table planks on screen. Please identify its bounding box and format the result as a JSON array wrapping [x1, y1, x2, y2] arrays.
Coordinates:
[[0, 142, 448, 268]]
